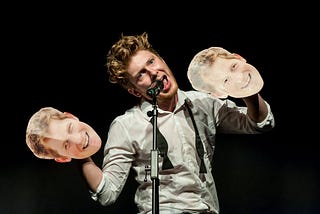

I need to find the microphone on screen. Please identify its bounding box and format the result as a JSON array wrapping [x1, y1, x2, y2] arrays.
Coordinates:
[[147, 79, 164, 97]]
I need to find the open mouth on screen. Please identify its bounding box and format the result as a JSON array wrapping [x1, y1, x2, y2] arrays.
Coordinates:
[[161, 75, 168, 89], [162, 75, 167, 81]]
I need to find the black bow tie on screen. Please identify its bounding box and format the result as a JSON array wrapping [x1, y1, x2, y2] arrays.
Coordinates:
[[150, 117, 174, 170], [148, 98, 207, 174]]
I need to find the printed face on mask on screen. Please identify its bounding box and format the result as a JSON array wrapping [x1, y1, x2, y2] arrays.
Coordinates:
[[188, 47, 264, 98], [45, 113, 102, 163]]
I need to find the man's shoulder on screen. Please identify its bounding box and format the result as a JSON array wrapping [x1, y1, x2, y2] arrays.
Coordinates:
[[183, 89, 212, 100], [112, 104, 146, 124]]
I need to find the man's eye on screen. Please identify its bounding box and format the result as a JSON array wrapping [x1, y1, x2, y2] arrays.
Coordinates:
[[136, 70, 147, 81], [147, 58, 154, 65]]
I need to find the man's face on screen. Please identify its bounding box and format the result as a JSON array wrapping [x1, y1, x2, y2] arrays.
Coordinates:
[[126, 50, 178, 102], [45, 115, 101, 161], [201, 56, 264, 98]]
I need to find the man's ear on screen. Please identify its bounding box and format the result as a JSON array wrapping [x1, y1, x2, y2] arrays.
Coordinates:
[[54, 157, 72, 163], [128, 88, 142, 98]]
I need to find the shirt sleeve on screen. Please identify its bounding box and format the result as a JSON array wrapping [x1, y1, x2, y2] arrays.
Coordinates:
[[89, 118, 135, 206], [214, 98, 275, 134], [89, 173, 107, 201], [247, 100, 275, 131]]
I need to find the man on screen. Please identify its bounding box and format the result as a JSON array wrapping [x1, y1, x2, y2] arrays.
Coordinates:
[[80, 32, 274, 213], [26, 32, 275, 214]]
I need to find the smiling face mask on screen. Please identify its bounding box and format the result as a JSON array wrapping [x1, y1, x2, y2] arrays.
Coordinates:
[[187, 47, 264, 98]]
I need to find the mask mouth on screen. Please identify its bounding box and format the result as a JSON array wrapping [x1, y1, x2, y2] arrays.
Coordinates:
[[240, 73, 252, 89], [83, 132, 89, 149]]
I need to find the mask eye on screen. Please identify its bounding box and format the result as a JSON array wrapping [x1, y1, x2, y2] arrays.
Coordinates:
[[231, 62, 239, 72], [63, 141, 69, 150]]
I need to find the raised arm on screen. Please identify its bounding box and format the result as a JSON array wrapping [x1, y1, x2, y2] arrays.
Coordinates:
[[77, 157, 103, 192], [242, 93, 269, 123]]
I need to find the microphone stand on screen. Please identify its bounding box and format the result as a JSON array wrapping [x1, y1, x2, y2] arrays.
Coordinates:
[[146, 94, 160, 214]]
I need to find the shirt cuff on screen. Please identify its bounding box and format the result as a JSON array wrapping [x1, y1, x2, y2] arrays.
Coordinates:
[[89, 173, 106, 201], [255, 101, 275, 129]]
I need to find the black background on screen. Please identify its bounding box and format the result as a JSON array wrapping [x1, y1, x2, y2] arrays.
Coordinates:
[[2, 3, 318, 214]]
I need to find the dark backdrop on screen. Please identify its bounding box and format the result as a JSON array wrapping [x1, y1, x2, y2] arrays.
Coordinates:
[[2, 3, 318, 214]]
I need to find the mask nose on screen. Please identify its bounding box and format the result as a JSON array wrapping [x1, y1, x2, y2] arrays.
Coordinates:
[[233, 72, 244, 83], [67, 134, 86, 152], [68, 132, 83, 145]]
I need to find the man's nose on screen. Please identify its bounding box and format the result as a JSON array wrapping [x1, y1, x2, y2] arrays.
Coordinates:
[[148, 70, 158, 80]]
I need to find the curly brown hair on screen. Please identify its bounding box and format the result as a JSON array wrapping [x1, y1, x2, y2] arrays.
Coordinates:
[[106, 32, 159, 89]]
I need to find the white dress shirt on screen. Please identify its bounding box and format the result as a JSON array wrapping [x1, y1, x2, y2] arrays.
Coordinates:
[[90, 89, 275, 214]]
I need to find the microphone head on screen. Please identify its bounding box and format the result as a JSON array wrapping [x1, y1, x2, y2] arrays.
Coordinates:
[[147, 80, 164, 97], [155, 79, 164, 90]]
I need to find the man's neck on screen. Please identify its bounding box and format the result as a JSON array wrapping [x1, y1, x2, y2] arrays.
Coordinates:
[[158, 93, 178, 112]]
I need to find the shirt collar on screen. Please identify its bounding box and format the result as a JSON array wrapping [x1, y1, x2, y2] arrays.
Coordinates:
[[139, 89, 188, 118]]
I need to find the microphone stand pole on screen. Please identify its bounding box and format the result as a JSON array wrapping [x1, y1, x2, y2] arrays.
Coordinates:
[[148, 94, 160, 214]]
